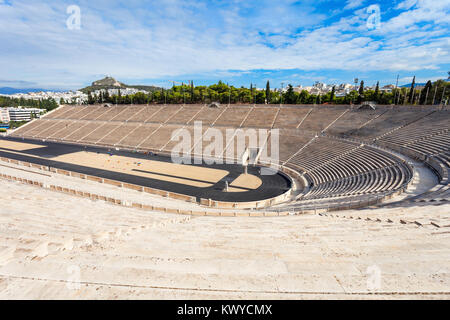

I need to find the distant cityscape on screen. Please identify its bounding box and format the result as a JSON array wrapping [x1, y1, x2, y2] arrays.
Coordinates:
[[0, 87, 148, 105], [282, 82, 402, 96]]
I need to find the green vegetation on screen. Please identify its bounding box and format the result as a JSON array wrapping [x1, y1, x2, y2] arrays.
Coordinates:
[[357, 80, 364, 104], [0, 96, 58, 111], [8, 121, 28, 129], [418, 79, 449, 105], [87, 81, 274, 105], [0, 128, 7, 133], [408, 76, 416, 103], [265, 81, 271, 104], [83, 79, 449, 106]]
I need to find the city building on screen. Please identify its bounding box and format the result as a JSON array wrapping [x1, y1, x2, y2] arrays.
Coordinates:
[[7, 107, 42, 122], [292, 81, 397, 97], [381, 84, 396, 92], [0, 90, 88, 105], [0, 108, 10, 123], [293, 85, 303, 93]]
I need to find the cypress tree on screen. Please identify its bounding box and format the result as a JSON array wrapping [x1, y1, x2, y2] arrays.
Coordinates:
[[374, 81, 380, 102], [330, 86, 336, 102], [87, 91, 94, 104], [266, 81, 271, 104], [286, 84, 295, 104], [359, 80, 364, 95], [420, 80, 432, 105], [408, 76, 416, 103], [103, 90, 110, 103], [357, 80, 364, 103]]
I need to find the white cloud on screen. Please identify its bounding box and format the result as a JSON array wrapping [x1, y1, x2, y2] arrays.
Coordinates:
[[344, 0, 365, 10], [396, 0, 418, 10], [0, 0, 448, 88], [379, 0, 450, 34]]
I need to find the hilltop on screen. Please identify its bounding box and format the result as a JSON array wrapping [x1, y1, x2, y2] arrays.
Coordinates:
[[79, 77, 161, 94]]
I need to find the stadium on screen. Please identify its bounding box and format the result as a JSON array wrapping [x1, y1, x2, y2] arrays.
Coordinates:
[[0, 103, 449, 299]]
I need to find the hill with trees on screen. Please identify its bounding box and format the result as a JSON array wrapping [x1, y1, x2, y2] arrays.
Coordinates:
[[79, 76, 161, 94]]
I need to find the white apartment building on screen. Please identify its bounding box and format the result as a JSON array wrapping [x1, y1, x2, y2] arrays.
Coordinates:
[[293, 85, 303, 93], [7, 107, 42, 122], [0, 108, 10, 123], [314, 82, 328, 91], [381, 84, 396, 92]]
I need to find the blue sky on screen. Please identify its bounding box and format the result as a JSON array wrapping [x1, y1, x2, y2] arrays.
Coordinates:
[[0, 0, 449, 90]]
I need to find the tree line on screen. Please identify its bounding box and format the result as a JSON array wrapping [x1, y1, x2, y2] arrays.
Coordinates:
[[83, 79, 449, 106], [0, 96, 59, 111], [2, 79, 448, 110]]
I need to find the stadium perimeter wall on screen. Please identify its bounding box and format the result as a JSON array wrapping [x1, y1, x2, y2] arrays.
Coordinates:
[[0, 155, 296, 209], [0, 153, 413, 215], [0, 166, 411, 217]]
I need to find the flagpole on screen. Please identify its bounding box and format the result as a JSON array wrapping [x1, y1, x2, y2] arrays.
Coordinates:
[[432, 85, 438, 105]]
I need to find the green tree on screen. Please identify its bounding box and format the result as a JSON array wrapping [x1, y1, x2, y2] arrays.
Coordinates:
[[190, 80, 194, 103], [374, 81, 380, 103], [315, 94, 321, 104], [330, 86, 336, 103], [357, 80, 365, 104], [431, 80, 450, 105], [420, 80, 432, 105], [297, 90, 310, 104], [265, 81, 271, 104], [87, 91, 95, 104], [256, 91, 266, 104], [408, 76, 416, 103], [103, 90, 110, 103], [284, 84, 297, 104]]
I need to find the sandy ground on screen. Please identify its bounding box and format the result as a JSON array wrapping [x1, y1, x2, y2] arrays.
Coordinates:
[[0, 155, 267, 214], [52, 151, 227, 188], [0, 161, 204, 211], [0, 139, 264, 191], [228, 173, 262, 192], [0, 178, 449, 299], [0, 140, 225, 188], [0, 139, 47, 152]]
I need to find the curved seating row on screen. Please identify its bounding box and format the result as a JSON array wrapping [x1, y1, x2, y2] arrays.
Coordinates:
[[303, 164, 410, 200]]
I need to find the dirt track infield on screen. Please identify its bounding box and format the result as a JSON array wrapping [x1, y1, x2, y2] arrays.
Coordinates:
[[0, 137, 291, 202]]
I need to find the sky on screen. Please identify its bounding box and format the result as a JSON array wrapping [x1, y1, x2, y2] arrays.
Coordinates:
[[0, 0, 449, 90]]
